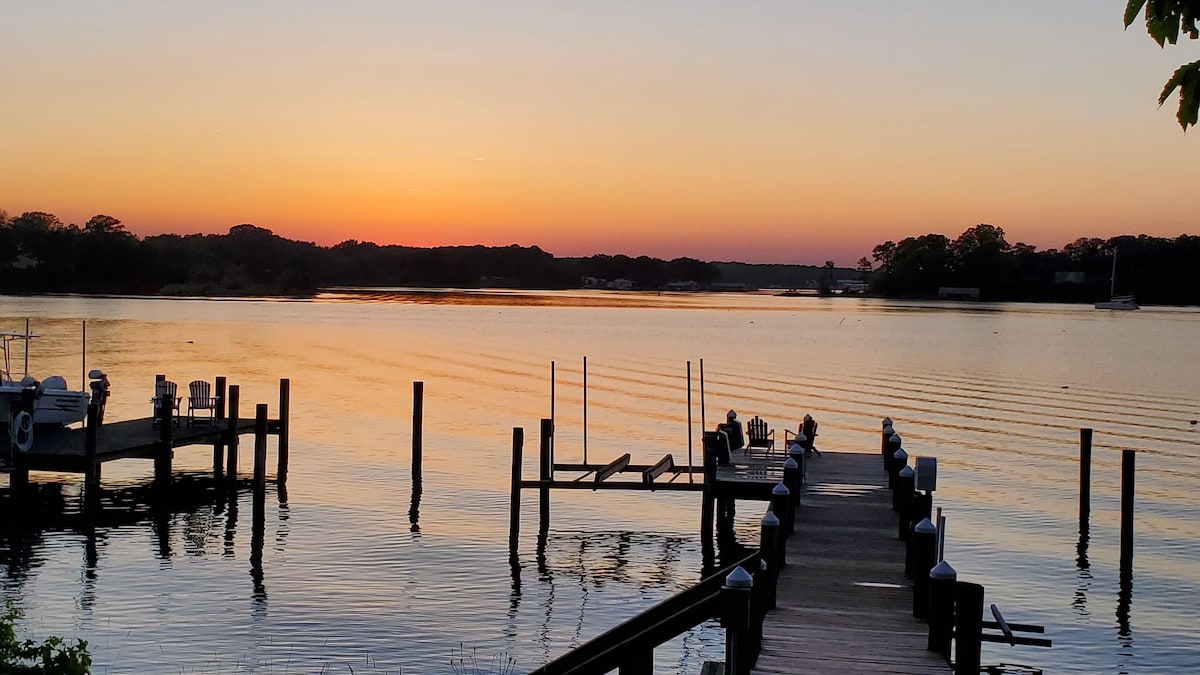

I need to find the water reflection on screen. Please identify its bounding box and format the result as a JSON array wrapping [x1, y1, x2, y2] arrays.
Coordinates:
[[0, 474, 286, 614]]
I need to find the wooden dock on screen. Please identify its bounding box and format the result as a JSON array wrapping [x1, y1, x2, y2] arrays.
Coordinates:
[[3, 378, 290, 500], [751, 451, 951, 675], [0, 416, 260, 473]]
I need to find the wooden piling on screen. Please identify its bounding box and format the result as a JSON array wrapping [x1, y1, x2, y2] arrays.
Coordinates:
[[771, 483, 792, 536], [155, 396, 173, 487], [927, 560, 957, 658], [411, 381, 423, 515], [782, 456, 801, 511], [896, 466, 915, 532], [277, 378, 290, 482], [1120, 448, 1136, 577], [509, 427, 524, 555], [721, 567, 753, 675], [226, 385, 240, 482], [759, 511, 780, 610], [912, 518, 937, 619], [84, 403, 100, 505], [954, 581, 984, 675], [701, 431, 719, 559], [1079, 428, 1092, 534], [212, 376, 226, 479], [539, 418, 552, 539], [253, 403, 268, 486]]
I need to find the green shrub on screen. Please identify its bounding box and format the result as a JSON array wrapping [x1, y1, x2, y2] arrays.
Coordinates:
[[0, 601, 91, 674]]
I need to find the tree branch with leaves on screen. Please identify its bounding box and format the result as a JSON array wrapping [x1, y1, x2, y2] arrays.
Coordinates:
[[1125, 0, 1200, 130]]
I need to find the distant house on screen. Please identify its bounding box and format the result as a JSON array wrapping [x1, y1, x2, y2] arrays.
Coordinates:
[[662, 280, 701, 292], [582, 276, 606, 289], [1055, 271, 1086, 284], [937, 287, 981, 300], [606, 278, 633, 290], [835, 279, 869, 293]]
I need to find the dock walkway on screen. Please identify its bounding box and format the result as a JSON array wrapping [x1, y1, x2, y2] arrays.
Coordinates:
[[752, 452, 951, 674]]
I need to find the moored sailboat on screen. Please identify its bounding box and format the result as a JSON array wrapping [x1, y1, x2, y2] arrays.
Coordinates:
[[1095, 250, 1139, 310]]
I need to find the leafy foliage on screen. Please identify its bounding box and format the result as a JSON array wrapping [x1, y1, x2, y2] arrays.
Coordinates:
[[1124, 0, 1200, 129], [867, 225, 1200, 305], [0, 601, 92, 674]]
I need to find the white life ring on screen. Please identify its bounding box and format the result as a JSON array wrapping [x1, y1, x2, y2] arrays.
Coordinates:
[[9, 411, 33, 452]]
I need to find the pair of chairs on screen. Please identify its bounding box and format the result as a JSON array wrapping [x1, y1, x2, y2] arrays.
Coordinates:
[[152, 380, 219, 426], [742, 415, 820, 457]]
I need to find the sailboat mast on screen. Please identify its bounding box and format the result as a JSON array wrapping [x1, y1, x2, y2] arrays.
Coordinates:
[[1110, 249, 1118, 297]]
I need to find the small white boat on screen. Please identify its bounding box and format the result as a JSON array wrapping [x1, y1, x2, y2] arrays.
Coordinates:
[[1094, 294, 1139, 311], [1, 322, 108, 428]]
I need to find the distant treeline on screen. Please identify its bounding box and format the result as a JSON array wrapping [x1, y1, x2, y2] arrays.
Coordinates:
[[867, 224, 1200, 305], [4, 211, 1195, 305], [0, 211, 724, 295]]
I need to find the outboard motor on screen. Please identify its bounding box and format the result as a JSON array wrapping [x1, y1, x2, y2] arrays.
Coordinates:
[[89, 369, 110, 425]]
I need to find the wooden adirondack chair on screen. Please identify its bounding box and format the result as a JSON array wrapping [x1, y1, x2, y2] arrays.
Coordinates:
[[187, 380, 219, 426], [151, 380, 181, 427], [746, 416, 775, 456]]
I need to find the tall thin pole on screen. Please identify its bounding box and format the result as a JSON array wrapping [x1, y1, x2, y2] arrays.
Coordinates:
[[578, 353, 583, 468], [550, 361, 555, 463], [81, 320, 86, 389], [699, 358, 706, 433], [23, 319, 30, 377], [687, 361, 693, 483]]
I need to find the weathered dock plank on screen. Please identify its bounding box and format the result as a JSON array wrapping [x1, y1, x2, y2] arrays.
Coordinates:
[[752, 451, 951, 675]]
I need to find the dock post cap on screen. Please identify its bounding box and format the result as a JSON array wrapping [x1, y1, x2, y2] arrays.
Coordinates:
[[762, 510, 780, 527], [803, 413, 813, 421], [915, 517, 937, 534], [882, 416, 893, 426], [889, 433, 902, 444], [899, 465, 915, 477], [787, 443, 804, 457], [783, 456, 799, 470], [724, 566, 753, 589], [883, 425, 894, 437], [726, 409, 737, 420], [772, 482, 790, 496], [930, 560, 957, 580], [894, 448, 908, 462]]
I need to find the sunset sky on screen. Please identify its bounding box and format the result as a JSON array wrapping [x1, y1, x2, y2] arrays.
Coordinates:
[[2, 1, 1197, 265]]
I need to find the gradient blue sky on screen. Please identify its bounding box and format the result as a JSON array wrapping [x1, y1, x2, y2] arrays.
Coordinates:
[[2, 1, 1196, 264]]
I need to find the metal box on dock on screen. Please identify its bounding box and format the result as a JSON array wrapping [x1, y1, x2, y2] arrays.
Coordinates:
[[915, 457, 937, 491]]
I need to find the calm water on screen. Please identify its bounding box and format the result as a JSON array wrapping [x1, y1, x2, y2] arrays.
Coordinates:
[[2, 291, 1199, 674]]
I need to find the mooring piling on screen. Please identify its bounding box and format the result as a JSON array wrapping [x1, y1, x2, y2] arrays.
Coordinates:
[[953, 581, 985, 675], [509, 427, 524, 556], [539, 418, 553, 541], [277, 378, 290, 482], [927, 559, 957, 658], [1120, 448, 1136, 578], [409, 381, 423, 526], [912, 518, 938, 619], [253, 403, 268, 486], [84, 402, 100, 504], [226, 385, 241, 482], [212, 376, 227, 479], [1079, 427, 1092, 535], [155, 397, 173, 488]]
